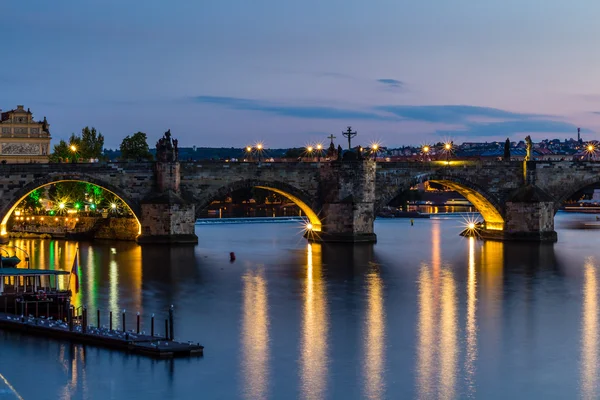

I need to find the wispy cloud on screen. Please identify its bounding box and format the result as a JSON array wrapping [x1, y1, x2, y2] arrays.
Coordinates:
[[194, 96, 398, 121], [377, 78, 404, 89], [438, 119, 586, 137], [193, 95, 584, 138], [377, 105, 545, 124]]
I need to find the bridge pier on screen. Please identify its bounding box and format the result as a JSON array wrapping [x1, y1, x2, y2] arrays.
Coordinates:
[[136, 162, 198, 245], [310, 160, 377, 243], [476, 185, 557, 242]]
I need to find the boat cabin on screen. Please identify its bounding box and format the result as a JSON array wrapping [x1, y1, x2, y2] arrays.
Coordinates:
[[0, 268, 71, 319], [0, 268, 69, 294]]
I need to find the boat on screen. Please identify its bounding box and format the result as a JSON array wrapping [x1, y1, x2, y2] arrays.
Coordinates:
[[0, 268, 71, 320]]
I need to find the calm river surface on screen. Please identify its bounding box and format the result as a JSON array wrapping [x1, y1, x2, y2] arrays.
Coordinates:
[[0, 212, 599, 399]]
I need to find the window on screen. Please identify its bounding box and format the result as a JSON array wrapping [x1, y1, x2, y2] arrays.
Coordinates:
[[1, 128, 9, 134], [30, 128, 39, 134], [14, 128, 27, 134]]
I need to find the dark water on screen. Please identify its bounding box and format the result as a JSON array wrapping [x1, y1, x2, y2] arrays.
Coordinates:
[[0, 212, 600, 399]]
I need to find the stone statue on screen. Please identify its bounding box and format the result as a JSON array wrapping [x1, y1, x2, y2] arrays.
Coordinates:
[[525, 135, 533, 161], [156, 129, 178, 162]]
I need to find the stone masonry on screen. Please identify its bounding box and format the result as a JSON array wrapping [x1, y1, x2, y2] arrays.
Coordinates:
[[0, 159, 599, 243]]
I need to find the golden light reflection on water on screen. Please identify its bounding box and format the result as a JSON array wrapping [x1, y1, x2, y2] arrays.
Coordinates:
[[300, 243, 328, 400], [59, 344, 88, 400], [581, 258, 599, 400], [85, 246, 97, 313], [480, 241, 503, 352], [109, 259, 119, 319], [241, 269, 270, 400], [416, 221, 458, 400], [439, 269, 457, 400], [465, 237, 478, 398], [363, 270, 385, 400]]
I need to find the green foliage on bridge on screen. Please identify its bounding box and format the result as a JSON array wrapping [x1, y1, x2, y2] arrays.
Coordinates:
[[49, 127, 105, 162]]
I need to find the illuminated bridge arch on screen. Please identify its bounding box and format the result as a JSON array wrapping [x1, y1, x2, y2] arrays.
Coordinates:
[[376, 173, 505, 231], [0, 174, 142, 236], [195, 179, 322, 231]]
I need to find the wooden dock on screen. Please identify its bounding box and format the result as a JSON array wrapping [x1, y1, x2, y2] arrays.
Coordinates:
[[0, 312, 204, 358]]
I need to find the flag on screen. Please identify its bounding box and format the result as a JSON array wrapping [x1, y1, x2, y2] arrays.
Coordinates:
[[70, 249, 79, 294]]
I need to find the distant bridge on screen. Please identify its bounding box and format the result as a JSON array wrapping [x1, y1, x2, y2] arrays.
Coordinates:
[[0, 159, 595, 243]]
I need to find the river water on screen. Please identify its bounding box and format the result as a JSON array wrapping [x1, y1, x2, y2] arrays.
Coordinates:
[[0, 212, 599, 399]]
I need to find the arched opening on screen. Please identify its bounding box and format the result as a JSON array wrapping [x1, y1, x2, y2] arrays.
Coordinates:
[[196, 180, 322, 232], [429, 180, 504, 231], [553, 179, 600, 229], [255, 186, 321, 231], [0, 179, 142, 238], [379, 176, 504, 231]]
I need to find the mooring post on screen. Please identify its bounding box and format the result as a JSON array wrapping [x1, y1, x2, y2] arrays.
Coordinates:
[[69, 307, 73, 332], [46, 303, 49, 319], [169, 305, 174, 341], [136, 312, 140, 334], [82, 307, 87, 333], [151, 313, 155, 337], [165, 319, 169, 340], [109, 311, 113, 331], [122, 309, 126, 333], [97, 309, 100, 328]]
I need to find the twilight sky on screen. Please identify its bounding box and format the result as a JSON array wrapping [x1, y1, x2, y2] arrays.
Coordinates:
[[2, 0, 600, 149]]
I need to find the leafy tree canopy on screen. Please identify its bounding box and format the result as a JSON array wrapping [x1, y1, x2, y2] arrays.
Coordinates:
[[120, 132, 153, 161], [49, 127, 103, 162], [80, 127, 104, 160]]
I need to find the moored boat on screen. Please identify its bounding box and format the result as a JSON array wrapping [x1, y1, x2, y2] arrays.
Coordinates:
[[0, 268, 71, 320]]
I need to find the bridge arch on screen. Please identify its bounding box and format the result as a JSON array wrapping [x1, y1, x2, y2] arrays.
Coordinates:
[[553, 176, 600, 214], [194, 179, 322, 231], [0, 174, 142, 237], [376, 173, 505, 231]]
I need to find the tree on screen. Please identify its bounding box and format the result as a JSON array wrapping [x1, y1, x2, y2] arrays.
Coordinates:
[[120, 132, 153, 161], [80, 127, 104, 160], [49, 134, 81, 163], [504, 138, 511, 161]]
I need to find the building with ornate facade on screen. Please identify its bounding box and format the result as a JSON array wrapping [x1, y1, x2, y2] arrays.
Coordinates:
[[0, 105, 51, 163]]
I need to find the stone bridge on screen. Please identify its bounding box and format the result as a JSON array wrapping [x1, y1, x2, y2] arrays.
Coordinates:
[[0, 159, 597, 243]]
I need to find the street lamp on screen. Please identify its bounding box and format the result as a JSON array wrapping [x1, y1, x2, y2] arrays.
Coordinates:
[[70, 144, 77, 163], [245, 146, 252, 162], [307, 146, 313, 161], [587, 143, 595, 161], [256, 143, 263, 162], [371, 143, 379, 160], [316, 143, 322, 162], [444, 142, 452, 162]]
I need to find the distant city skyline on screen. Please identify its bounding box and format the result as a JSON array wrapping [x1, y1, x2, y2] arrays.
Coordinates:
[[2, 0, 600, 149]]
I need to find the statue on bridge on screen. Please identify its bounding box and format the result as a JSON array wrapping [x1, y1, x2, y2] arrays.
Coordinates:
[[156, 129, 179, 162], [525, 135, 533, 161]]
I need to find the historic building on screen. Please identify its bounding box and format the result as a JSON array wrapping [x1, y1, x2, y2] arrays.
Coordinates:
[[0, 105, 51, 163]]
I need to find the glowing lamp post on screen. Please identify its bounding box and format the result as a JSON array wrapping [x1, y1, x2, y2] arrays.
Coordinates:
[[316, 144, 322, 162], [372, 143, 379, 160], [587, 144, 595, 161], [245, 146, 252, 162], [422, 145, 430, 161], [70, 145, 77, 163], [307, 146, 313, 161], [256, 143, 263, 162], [444, 142, 452, 162]]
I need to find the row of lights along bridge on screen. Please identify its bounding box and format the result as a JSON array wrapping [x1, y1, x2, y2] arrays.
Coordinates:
[[242, 141, 600, 162]]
